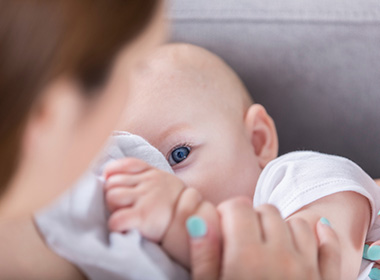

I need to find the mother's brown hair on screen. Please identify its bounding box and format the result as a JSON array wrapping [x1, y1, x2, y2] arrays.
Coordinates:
[[0, 0, 158, 193]]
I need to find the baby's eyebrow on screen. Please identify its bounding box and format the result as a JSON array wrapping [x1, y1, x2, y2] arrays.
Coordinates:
[[157, 123, 192, 144]]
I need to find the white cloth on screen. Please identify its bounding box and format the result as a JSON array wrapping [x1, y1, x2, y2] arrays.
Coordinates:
[[254, 151, 380, 280], [35, 132, 189, 280], [36, 133, 380, 280]]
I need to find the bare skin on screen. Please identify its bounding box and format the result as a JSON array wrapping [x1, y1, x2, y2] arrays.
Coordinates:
[[106, 43, 371, 279], [364, 179, 380, 271], [190, 196, 342, 280]]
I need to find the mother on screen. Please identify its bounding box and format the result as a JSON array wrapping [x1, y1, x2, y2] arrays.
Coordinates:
[[0, 0, 339, 279]]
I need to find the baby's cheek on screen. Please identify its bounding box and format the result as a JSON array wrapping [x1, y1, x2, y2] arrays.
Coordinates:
[[232, 161, 261, 199], [174, 171, 213, 202], [206, 161, 259, 204], [198, 173, 255, 205], [185, 172, 229, 205]]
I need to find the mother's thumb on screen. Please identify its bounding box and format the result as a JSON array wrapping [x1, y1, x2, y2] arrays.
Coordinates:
[[187, 216, 220, 280]]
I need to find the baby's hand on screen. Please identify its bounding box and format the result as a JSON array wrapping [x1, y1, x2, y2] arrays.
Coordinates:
[[103, 158, 185, 242]]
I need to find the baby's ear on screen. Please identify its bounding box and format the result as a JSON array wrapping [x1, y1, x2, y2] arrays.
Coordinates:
[[244, 104, 278, 168]]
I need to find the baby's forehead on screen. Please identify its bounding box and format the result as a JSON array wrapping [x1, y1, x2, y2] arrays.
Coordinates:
[[130, 43, 252, 114], [135, 46, 212, 81], [135, 45, 236, 91]]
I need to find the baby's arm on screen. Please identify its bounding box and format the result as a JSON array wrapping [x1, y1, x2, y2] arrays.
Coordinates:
[[104, 158, 220, 268], [288, 191, 370, 280], [362, 179, 380, 274]]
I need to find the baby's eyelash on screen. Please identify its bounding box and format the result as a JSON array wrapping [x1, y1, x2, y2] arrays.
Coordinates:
[[166, 142, 193, 160]]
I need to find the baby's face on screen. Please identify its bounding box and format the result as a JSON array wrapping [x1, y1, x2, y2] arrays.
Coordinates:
[[118, 48, 263, 205]]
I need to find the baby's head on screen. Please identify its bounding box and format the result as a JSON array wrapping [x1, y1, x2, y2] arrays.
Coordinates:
[[119, 43, 278, 204]]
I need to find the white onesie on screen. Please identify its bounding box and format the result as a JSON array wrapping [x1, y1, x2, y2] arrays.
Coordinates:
[[253, 151, 380, 280], [35, 133, 380, 280]]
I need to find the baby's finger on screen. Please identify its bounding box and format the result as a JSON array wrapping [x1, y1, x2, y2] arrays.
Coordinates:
[[108, 208, 141, 233], [316, 218, 341, 280], [105, 187, 137, 212], [287, 218, 317, 262], [109, 197, 173, 242], [104, 173, 144, 191], [103, 158, 151, 179]]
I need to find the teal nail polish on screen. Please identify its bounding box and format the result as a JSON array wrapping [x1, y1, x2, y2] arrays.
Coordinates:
[[369, 268, 380, 280], [377, 210, 380, 216], [363, 244, 370, 259], [368, 245, 380, 261], [186, 216, 207, 238], [320, 217, 331, 227]]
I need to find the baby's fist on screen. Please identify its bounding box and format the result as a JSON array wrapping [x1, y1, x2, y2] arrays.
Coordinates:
[[104, 158, 186, 242]]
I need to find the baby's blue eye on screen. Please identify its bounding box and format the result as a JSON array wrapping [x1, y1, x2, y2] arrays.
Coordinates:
[[168, 146, 191, 166]]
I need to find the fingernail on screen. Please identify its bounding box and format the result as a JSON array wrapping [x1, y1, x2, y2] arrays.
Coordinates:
[[369, 268, 380, 280], [368, 245, 380, 261], [320, 217, 331, 227], [186, 216, 207, 238], [378, 210, 380, 216], [363, 244, 370, 259]]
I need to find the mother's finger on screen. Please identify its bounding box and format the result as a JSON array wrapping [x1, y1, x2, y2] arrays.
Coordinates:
[[369, 263, 380, 280], [287, 217, 317, 262], [316, 218, 341, 280], [256, 204, 292, 245], [374, 179, 380, 187], [217, 197, 265, 280], [365, 241, 380, 262], [187, 215, 220, 280], [365, 240, 380, 280], [218, 197, 262, 248]]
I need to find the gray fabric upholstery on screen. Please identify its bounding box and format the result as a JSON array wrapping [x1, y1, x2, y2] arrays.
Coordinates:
[[168, 0, 380, 178]]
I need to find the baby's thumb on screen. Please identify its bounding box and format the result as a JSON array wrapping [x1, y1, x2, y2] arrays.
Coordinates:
[[316, 218, 341, 280], [186, 216, 220, 280]]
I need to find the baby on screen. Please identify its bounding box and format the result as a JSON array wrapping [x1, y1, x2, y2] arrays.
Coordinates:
[[104, 43, 380, 279]]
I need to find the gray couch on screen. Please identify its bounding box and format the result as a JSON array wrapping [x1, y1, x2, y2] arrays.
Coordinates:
[[168, 0, 380, 178]]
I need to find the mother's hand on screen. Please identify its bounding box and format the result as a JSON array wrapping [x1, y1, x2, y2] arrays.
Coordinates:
[[362, 178, 380, 280], [187, 197, 341, 280]]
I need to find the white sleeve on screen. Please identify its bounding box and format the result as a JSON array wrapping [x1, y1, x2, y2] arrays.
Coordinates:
[[35, 132, 189, 280], [253, 151, 380, 280], [253, 151, 380, 231]]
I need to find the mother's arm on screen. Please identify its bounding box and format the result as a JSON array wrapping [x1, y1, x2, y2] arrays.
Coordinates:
[[0, 218, 86, 280]]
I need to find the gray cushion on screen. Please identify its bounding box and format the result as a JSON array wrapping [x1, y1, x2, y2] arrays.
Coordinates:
[[168, 0, 380, 178]]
